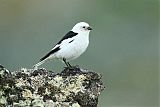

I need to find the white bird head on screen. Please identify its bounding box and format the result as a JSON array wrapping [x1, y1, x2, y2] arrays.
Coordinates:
[[71, 22, 92, 34]]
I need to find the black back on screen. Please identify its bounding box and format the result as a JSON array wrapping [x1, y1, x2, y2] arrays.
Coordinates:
[[57, 31, 78, 44]]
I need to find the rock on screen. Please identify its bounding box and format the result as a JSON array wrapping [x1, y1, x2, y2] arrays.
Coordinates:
[[0, 65, 104, 107]]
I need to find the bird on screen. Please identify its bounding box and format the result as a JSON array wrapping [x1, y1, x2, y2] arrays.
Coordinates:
[[33, 22, 92, 69]]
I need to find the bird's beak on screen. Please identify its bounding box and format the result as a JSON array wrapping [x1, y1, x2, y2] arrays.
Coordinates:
[[87, 26, 92, 30]]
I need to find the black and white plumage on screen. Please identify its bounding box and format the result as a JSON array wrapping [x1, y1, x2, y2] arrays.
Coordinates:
[[33, 22, 92, 69]]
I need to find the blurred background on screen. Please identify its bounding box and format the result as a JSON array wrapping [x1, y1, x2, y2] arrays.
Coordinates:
[[0, 0, 159, 107]]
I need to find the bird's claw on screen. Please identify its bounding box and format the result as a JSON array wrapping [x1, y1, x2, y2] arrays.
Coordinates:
[[64, 65, 80, 70]]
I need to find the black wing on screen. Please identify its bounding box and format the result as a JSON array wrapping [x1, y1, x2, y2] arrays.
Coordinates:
[[39, 31, 78, 61], [40, 46, 60, 61], [57, 31, 78, 44]]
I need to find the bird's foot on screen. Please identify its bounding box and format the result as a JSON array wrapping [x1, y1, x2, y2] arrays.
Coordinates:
[[64, 65, 80, 70], [62, 65, 82, 76]]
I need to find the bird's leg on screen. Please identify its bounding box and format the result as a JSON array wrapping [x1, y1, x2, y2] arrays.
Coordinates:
[[67, 62, 72, 68], [63, 58, 73, 69], [63, 58, 69, 67]]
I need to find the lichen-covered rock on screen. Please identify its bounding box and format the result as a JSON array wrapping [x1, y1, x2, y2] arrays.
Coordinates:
[[0, 65, 104, 107]]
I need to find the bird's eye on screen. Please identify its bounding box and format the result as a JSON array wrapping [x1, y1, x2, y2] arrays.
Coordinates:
[[82, 26, 85, 28]]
